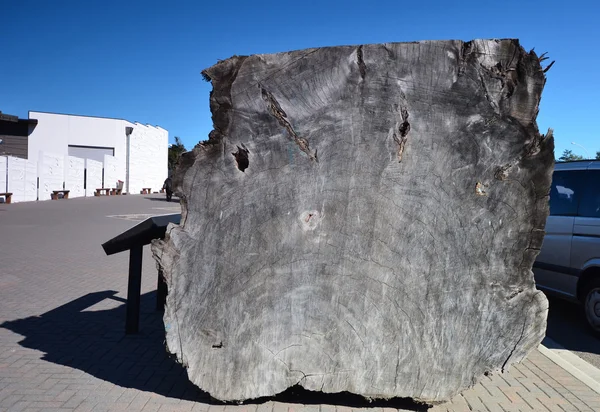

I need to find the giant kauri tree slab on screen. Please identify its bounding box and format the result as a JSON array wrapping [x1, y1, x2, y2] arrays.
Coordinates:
[[152, 39, 555, 403]]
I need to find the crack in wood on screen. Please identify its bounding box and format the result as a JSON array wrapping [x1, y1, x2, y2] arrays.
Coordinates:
[[356, 45, 367, 80], [392, 107, 410, 162], [260, 86, 318, 162]]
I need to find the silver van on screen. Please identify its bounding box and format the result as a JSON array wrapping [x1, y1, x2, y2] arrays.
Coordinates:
[[534, 160, 600, 334]]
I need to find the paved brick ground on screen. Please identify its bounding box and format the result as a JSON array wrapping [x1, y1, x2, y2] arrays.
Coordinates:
[[1, 195, 599, 412]]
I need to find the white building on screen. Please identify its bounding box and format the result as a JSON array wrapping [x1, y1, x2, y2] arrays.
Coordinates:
[[25, 111, 168, 198]]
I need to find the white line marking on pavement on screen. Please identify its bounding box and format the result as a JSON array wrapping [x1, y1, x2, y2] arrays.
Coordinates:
[[539, 337, 600, 395], [106, 214, 156, 221]]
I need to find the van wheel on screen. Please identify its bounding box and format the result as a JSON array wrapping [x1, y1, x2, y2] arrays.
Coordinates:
[[583, 278, 600, 335]]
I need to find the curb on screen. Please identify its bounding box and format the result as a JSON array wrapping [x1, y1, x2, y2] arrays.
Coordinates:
[[539, 337, 600, 395]]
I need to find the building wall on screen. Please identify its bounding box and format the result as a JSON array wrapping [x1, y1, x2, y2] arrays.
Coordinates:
[[27, 112, 168, 195], [7, 157, 26, 201], [23, 160, 37, 202], [28, 112, 128, 168], [103, 154, 119, 189], [27, 113, 70, 162], [38, 152, 65, 201], [85, 159, 103, 197], [7, 156, 37, 202], [128, 123, 168, 194], [0, 156, 7, 194], [65, 156, 85, 198]]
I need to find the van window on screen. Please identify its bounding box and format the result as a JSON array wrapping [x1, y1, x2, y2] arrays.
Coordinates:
[[578, 170, 600, 218], [550, 171, 585, 216]]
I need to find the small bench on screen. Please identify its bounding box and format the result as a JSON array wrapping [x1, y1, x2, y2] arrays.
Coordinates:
[[0, 192, 12, 204], [51, 190, 70, 200], [95, 188, 111, 196], [110, 188, 123, 196], [141, 188, 152, 195]]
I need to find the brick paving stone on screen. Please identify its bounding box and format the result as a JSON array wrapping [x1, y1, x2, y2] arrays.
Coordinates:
[[538, 402, 567, 412], [281, 405, 296, 412], [130, 398, 151, 411], [8, 403, 32, 412], [582, 400, 600, 410], [428, 403, 447, 412], [13, 394, 60, 403], [482, 383, 513, 403], [498, 386, 526, 404], [159, 402, 195, 412], [459, 392, 487, 411], [447, 395, 471, 412], [27, 400, 66, 408], [318, 405, 335, 412], [63, 395, 87, 409], [295, 405, 320, 412], [520, 395, 551, 411], [0, 394, 23, 409], [515, 378, 544, 394], [483, 403, 505, 412], [142, 404, 163, 412], [191, 402, 212, 412]]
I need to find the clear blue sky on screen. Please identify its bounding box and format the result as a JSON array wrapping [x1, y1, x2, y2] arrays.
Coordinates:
[[1, 0, 599, 158]]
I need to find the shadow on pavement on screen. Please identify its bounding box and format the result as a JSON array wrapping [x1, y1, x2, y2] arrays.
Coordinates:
[[144, 196, 180, 203], [545, 295, 600, 356], [1, 291, 426, 410], [1, 291, 208, 402]]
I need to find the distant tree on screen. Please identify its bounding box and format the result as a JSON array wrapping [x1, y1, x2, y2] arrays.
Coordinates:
[[596, 151, 600, 160], [168, 136, 187, 171], [558, 149, 584, 162]]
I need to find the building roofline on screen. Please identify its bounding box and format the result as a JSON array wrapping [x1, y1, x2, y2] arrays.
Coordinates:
[[27, 110, 166, 131], [29, 110, 129, 122]]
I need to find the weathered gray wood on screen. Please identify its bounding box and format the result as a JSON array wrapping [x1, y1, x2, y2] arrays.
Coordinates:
[[152, 39, 554, 403]]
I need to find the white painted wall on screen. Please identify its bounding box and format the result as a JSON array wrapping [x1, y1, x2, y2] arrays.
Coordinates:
[[27, 113, 70, 162], [28, 112, 128, 188], [128, 123, 168, 194], [103, 155, 119, 189], [7, 157, 26, 202], [65, 156, 85, 198], [85, 159, 103, 197], [38, 152, 65, 201], [28, 112, 125, 165], [0, 156, 7, 194], [24, 160, 37, 202], [7, 156, 37, 203]]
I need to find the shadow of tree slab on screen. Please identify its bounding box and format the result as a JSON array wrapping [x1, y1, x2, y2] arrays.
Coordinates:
[[545, 295, 600, 356], [1, 290, 427, 410]]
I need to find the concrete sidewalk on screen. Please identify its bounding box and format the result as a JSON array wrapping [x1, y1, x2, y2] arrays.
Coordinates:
[[1, 195, 599, 412]]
